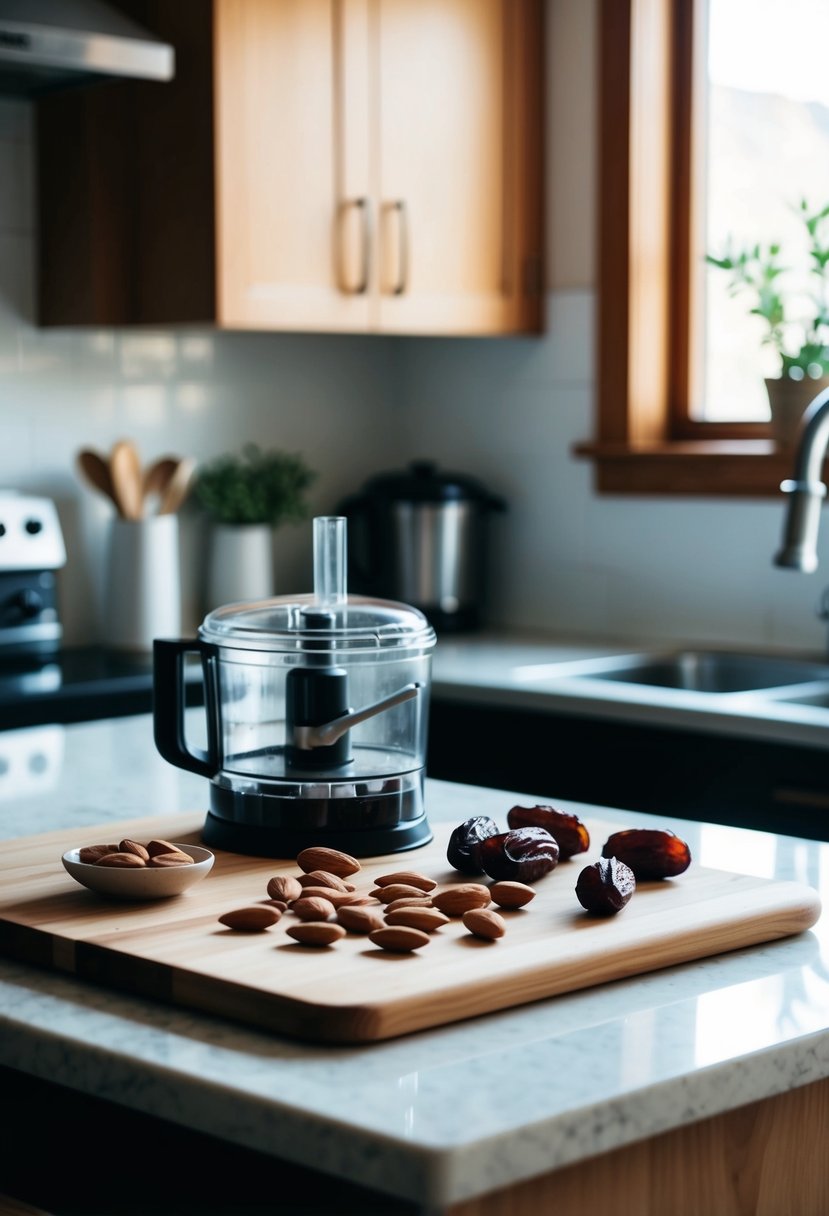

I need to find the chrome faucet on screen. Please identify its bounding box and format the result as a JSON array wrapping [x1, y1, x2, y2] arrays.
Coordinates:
[[774, 385, 829, 572]]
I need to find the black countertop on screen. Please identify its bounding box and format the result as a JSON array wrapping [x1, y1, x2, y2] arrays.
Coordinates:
[[0, 646, 203, 730]]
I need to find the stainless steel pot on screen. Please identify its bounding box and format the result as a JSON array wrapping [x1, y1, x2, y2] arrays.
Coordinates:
[[338, 461, 506, 632]]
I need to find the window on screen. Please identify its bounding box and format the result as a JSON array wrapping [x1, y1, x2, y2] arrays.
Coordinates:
[[576, 0, 829, 495]]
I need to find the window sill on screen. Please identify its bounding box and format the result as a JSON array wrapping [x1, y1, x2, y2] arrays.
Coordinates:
[[573, 439, 809, 496]]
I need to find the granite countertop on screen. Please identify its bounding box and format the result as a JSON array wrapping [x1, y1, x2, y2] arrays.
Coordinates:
[[430, 630, 829, 749], [0, 710, 827, 1211]]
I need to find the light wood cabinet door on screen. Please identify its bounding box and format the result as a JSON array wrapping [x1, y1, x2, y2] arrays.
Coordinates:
[[214, 0, 373, 331], [376, 0, 537, 335]]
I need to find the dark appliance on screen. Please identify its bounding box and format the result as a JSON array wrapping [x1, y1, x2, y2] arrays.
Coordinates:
[[153, 516, 437, 858], [338, 461, 507, 633]]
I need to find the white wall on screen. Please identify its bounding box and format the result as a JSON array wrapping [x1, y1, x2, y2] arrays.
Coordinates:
[[1, 0, 827, 655]]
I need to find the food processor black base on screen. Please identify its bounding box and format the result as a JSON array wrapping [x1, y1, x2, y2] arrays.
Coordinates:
[[202, 782, 433, 859]]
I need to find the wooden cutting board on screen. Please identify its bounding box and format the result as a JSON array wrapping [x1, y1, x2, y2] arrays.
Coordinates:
[[0, 812, 821, 1044]]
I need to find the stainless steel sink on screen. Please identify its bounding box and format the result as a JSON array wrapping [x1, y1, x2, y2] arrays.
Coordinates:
[[513, 650, 829, 694], [771, 688, 829, 709]]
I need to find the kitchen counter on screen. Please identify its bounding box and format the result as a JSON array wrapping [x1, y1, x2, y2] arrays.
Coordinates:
[[430, 630, 829, 750], [0, 711, 828, 1214]]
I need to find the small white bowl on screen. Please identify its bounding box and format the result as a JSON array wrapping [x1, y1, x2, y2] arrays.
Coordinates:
[[62, 843, 214, 901]]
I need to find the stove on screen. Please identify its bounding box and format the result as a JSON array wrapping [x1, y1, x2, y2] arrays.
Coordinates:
[[0, 491, 65, 658]]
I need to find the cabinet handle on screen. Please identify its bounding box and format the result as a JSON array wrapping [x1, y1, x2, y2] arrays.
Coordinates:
[[337, 197, 371, 295], [388, 199, 409, 295]]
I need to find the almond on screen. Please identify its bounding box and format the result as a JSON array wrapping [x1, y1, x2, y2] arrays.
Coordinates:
[[298, 870, 353, 893], [260, 898, 288, 912], [147, 851, 194, 867], [146, 838, 180, 858], [219, 906, 281, 931], [462, 908, 506, 940], [292, 895, 336, 922], [384, 907, 450, 933], [267, 874, 303, 902], [78, 843, 119, 864], [373, 883, 432, 904], [336, 906, 385, 934], [296, 846, 361, 878], [432, 884, 491, 916], [374, 870, 437, 893], [95, 851, 146, 868], [119, 838, 150, 861], [286, 922, 346, 947], [368, 926, 431, 953], [383, 895, 434, 913], [338, 894, 381, 907], [489, 880, 536, 909], [292, 886, 354, 908]]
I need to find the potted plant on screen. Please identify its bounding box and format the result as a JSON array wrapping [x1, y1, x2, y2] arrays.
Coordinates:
[[706, 197, 829, 447], [193, 443, 317, 607]]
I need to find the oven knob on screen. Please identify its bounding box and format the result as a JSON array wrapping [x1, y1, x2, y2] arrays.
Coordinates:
[[12, 589, 43, 620]]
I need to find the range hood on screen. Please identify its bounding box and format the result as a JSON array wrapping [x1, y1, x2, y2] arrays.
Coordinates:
[[0, 0, 174, 96]]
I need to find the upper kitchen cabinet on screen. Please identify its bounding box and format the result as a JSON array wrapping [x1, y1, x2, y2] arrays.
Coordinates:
[[36, 0, 544, 336]]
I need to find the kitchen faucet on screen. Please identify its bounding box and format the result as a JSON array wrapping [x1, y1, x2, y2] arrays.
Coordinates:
[[774, 384, 829, 574]]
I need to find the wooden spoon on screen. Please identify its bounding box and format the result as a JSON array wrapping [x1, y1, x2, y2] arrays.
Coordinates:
[[109, 439, 144, 520], [76, 448, 119, 510], [158, 456, 197, 516], [142, 456, 179, 507]]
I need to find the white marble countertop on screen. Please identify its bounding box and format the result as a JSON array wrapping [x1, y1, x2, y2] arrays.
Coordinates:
[[430, 630, 829, 749], [0, 711, 828, 1210]]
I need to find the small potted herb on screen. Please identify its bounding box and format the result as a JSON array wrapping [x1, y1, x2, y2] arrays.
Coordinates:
[[193, 443, 317, 607], [707, 197, 829, 446]]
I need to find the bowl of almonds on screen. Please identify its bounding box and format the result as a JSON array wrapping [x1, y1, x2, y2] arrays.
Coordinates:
[[61, 837, 214, 900]]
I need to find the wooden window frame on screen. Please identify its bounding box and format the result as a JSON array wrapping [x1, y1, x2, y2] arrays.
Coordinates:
[[574, 0, 816, 496]]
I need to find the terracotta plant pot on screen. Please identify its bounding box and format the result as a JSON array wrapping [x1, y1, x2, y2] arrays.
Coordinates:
[[765, 375, 829, 449]]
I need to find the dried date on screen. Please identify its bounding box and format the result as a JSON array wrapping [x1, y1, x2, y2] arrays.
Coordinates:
[[600, 828, 691, 880], [506, 804, 590, 860], [479, 827, 560, 883], [575, 857, 636, 915], [446, 816, 500, 875]]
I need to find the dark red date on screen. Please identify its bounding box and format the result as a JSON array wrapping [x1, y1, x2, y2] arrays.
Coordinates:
[[479, 827, 560, 883], [446, 816, 500, 875], [507, 804, 590, 860], [600, 828, 691, 880], [575, 857, 636, 915]]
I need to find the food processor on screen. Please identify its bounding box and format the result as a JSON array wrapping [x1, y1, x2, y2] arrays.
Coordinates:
[[153, 516, 436, 857]]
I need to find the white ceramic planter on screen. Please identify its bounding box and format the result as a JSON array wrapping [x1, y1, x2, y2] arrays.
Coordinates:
[[104, 514, 182, 652], [206, 523, 274, 610], [765, 375, 829, 449]]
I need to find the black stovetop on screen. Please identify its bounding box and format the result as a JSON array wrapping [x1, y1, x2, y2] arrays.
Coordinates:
[[0, 646, 203, 730]]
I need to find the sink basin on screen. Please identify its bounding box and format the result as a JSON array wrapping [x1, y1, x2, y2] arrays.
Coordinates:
[[513, 650, 829, 694], [772, 688, 829, 709]]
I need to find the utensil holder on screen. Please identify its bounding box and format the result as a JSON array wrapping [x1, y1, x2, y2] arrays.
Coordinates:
[[104, 515, 181, 651]]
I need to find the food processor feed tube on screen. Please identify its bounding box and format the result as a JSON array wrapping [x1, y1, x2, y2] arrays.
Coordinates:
[[152, 515, 437, 857]]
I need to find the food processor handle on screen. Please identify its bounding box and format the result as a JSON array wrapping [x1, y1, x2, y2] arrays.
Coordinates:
[[153, 639, 221, 777], [292, 682, 421, 750]]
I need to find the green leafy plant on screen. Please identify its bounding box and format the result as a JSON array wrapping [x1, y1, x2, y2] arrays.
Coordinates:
[[192, 443, 317, 527], [706, 197, 829, 380]]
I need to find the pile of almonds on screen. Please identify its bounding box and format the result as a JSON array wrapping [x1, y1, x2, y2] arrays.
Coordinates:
[[217, 845, 538, 951], [216, 816, 692, 950], [78, 838, 195, 868]]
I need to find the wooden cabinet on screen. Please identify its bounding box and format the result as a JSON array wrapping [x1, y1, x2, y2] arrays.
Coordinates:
[[37, 0, 544, 336]]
